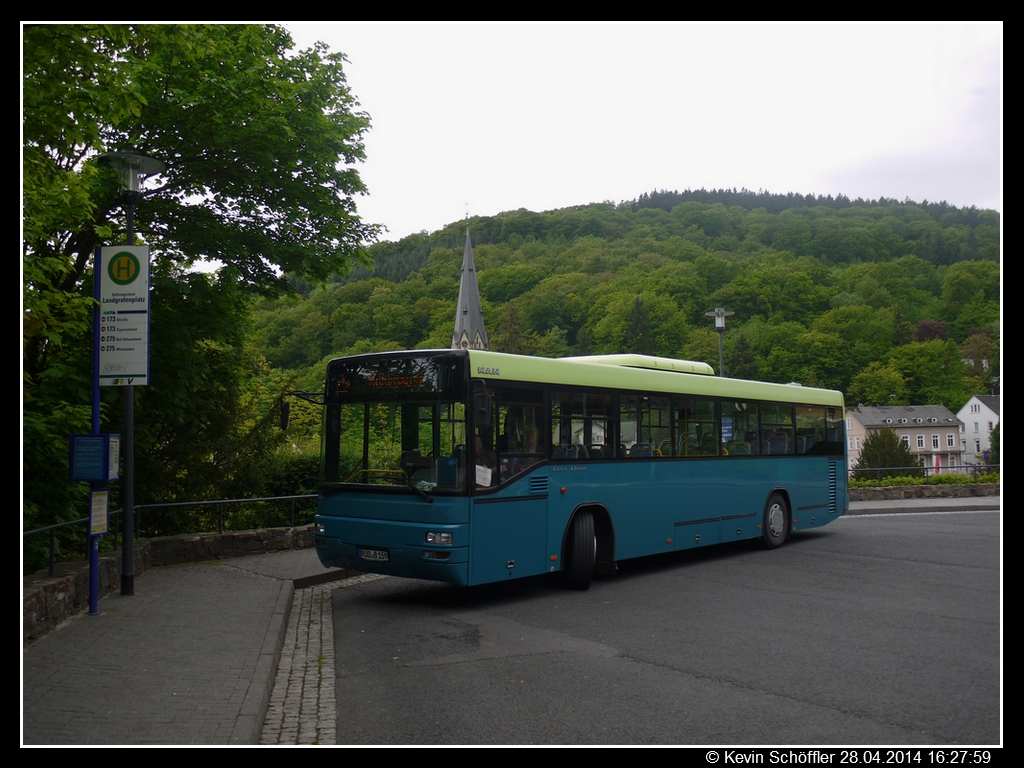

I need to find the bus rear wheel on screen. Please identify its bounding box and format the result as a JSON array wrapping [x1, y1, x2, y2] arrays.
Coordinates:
[[564, 510, 596, 590], [761, 492, 790, 549]]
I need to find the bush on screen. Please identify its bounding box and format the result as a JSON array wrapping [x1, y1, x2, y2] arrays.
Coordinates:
[[928, 473, 979, 485], [263, 451, 321, 497], [853, 427, 924, 480], [849, 471, 1000, 488]]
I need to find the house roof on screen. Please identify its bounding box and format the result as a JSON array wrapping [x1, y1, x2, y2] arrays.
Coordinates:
[[974, 395, 1000, 415], [851, 405, 961, 428]]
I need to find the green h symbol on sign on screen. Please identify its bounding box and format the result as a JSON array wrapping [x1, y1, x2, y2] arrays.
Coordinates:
[[109, 251, 141, 286]]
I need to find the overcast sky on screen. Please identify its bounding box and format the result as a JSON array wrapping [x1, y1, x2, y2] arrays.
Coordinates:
[[285, 23, 1002, 243]]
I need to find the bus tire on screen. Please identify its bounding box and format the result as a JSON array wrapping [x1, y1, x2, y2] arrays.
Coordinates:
[[761, 492, 790, 549], [565, 510, 596, 590]]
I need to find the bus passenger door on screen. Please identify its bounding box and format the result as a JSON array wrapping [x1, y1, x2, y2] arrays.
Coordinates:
[[469, 496, 548, 584]]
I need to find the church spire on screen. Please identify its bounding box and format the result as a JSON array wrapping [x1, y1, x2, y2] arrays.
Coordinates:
[[451, 225, 488, 350]]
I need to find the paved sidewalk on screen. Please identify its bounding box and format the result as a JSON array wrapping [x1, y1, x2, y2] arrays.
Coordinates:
[[22, 549, 341, 745], [846, 495, 1000, 515]]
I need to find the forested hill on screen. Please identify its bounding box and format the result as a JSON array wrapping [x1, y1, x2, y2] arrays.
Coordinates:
[[627, 187, 993, 222], [255, 191, 1000, 411]]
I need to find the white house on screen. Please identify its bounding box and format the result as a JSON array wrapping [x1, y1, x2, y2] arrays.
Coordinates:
[[955, 395, 1000, 466]]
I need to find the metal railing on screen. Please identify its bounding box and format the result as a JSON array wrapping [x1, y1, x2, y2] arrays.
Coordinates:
[[23, 494, 317, 577], [24, 511, 125, 578], [136, 494, 317, 536], [848, 463, 999, 483]]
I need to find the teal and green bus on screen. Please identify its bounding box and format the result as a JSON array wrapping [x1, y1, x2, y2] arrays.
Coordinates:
[[314, 349, 847, 589]]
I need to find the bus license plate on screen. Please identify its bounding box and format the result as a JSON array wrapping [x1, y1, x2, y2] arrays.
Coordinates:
[[358, 548, 389, 562]]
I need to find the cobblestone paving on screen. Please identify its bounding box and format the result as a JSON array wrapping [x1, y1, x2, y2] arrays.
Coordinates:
[[261, 574, 384, 745]]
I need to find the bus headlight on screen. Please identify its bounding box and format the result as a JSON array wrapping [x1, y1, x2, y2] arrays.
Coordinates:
[[315, 522, 326, 534], [425, 531, 451, 544]]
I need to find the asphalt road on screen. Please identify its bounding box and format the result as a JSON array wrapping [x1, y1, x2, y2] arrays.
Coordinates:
[[330, 510, 1000, 746]]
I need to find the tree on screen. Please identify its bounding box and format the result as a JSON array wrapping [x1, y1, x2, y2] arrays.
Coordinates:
[[24, 25, 377, 550], [133, 272, 274, 513], [915, 319, 948, 342], [706, 254, 831, 326], [887, 340, 971, 410], [624, 297, 655, 355], [854, 427, 922, 480], [589, 292, 687, 357], [960, 333, 998, 394], [681, 328, 720, 372], [490, 300, 537, 355], [725, 333, 760, 380], [988, 424, 999, 468], [478, 262, 550, 304], [25, 25, 375, 307], [848, 362, 909, 407], [814, 305, 897, 369], [761, 329, 853, 390]]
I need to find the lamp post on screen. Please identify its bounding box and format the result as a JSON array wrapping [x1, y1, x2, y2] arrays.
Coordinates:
[[704, 307, 734, 377], [98, 150, 165, 597]]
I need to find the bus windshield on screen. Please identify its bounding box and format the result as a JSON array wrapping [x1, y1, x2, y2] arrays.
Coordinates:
[[320, 353, 469, 493]]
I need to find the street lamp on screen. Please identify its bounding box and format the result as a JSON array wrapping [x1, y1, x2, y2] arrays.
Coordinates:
[[99, 151, 165, 236], [98, 150, 165, 597], [704, 307, 734, 377]]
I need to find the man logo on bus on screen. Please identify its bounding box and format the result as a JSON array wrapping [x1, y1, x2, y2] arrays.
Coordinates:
[[108, 251, 140, 286]]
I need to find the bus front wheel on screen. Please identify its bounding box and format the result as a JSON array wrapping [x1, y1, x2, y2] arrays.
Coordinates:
[[564, 510, 596, 590], [761, 492, 790, 549]]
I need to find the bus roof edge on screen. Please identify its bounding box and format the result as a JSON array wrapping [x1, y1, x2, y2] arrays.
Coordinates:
[[560, 354, 716, 376]]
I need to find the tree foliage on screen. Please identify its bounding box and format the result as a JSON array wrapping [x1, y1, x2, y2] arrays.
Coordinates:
[[854, 427, 923, 479], [988, 424, 999, 468], [251, 194, 999, 415], [23, 24, 377, 559], [848, 362, 909, 407], [24, 25, 376, 303]]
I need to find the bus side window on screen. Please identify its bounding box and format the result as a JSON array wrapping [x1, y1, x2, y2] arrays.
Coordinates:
[[760, 403, 794, 455], [722, 401, 758, 456], [552, 389, 613, 460], [495, 386, 545, 479], [674, 397, 718, 457], [796, 405, 826, 455]]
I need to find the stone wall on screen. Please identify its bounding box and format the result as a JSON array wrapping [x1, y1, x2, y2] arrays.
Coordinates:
[[149, 525, 316, 566], [23, 540, 149, 645], [849, 483, 1000, 501], [23, 525, 315, 645]]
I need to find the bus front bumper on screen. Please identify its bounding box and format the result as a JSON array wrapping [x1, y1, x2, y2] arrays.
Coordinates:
[[314, 515, 469, 586]]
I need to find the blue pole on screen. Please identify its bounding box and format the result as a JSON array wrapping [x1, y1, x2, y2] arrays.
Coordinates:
[[89, 248, 102, 615], [88, 525, 100, 615]]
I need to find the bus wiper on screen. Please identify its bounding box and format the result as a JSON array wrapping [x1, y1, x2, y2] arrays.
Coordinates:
[[407, 477, 434, 503]]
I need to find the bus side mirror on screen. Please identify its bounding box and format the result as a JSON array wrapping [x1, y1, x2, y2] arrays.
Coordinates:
[[280, 400, 290, 431], [475, 394, 491, 429]]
